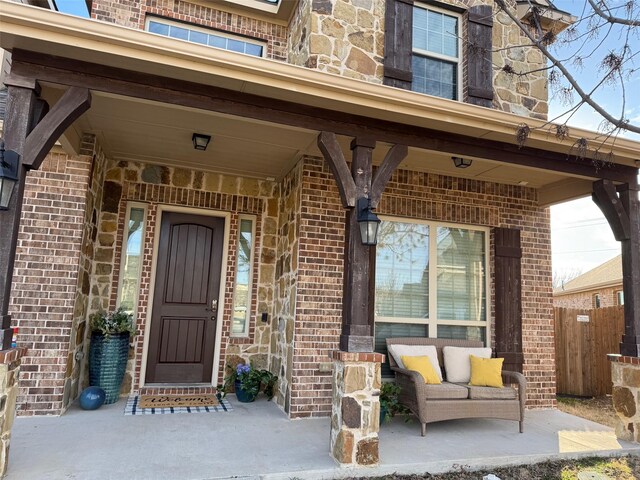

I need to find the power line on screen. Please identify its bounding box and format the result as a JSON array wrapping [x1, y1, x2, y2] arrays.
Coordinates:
[[554, 247, 619, 255], [553, 220, 608, 230]]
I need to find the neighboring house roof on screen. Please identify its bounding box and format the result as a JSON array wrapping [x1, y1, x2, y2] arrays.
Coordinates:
[[554, 254, 622, 296]]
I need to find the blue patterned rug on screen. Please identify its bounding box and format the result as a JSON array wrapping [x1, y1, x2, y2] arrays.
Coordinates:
[[124, 395, 233, 415]]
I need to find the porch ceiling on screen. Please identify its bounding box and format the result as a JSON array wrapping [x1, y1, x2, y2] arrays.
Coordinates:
[[51, 87, 569, 192]]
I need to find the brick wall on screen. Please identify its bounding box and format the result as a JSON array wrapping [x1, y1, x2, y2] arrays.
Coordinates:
[[9, 143, 97, 416], [554, 286, 624, 309], [286, 157, 555, 417], [90, 0, 288, 60]]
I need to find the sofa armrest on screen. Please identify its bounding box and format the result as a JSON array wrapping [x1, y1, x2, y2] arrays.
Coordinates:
[[502, 370, 526, 421], [391, 366, 423, 385], [390, 366, 429, 418], [502, 370, 526, 392]]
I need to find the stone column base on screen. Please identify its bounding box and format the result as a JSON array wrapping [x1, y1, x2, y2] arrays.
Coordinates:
[[330, 351, 384, 467], [609, 354, 640, 442], [0, 347, 27, 477]]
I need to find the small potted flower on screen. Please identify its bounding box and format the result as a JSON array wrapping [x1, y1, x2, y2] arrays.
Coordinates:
[[88, 307, 135, 404], [222, 362, 277, 403]]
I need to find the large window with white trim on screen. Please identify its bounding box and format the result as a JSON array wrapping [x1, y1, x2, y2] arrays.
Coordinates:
[[116, 203, 147, 316], [412, 4, 461, 100], [145, 17, 266, 57], [375, 219, 489, 376]]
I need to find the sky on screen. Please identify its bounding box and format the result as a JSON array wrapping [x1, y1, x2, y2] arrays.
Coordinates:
[[53, 1, 89, 17], [546, 1, 639, 279], [51, 0, 636, 278]]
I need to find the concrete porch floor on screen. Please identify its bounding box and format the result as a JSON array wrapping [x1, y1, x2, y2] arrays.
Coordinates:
[[7, 396, 640, 480]]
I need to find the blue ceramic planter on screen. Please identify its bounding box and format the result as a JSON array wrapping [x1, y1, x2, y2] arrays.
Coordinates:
[[380, 406, 388, 425], [89, 332, 129, 404], [235, 380, 257, 403], [79, 386, 106, 410]]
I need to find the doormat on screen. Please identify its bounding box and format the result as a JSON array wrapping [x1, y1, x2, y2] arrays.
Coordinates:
[[139, 393, 219, 409], [124, 395, 232, 416]]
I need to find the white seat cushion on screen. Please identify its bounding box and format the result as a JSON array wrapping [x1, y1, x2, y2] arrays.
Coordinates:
[[443, 346, 492, 383], [387, 344, 443, 381]]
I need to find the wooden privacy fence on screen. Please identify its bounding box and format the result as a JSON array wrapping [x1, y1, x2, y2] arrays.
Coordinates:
[[554, 306, 624, 397]]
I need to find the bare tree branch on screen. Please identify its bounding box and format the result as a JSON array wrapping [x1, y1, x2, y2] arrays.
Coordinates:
[[587, 0, 640, 26], [495, 0, 640, 135]]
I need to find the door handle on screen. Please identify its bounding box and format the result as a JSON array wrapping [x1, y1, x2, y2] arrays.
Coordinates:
[[206, 299, 218, 316]]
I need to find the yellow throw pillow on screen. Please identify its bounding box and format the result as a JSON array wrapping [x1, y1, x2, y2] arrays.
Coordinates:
[[401, 355, 442, 385], [469, 355, 504, 388]]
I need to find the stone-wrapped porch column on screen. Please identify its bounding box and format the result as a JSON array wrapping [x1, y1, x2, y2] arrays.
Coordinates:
[[330, 351, 383, 466], [0, 347, 27, 476], [609, 355, 640, 442]]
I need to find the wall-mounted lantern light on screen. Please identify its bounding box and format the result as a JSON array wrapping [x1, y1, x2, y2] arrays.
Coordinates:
[[192, 133, 212, 151], [452, 156, 472, 168], [0, 142, 19, 210], [357, 197, 380, 246]]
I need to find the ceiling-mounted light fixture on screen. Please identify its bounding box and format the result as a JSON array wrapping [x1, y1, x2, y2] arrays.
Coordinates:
[[192, 133, 212, 151], [452, 156, 472, 169]]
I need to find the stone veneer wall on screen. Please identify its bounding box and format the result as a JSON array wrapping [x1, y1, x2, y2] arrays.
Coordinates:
[[90, 0, 288, 61], [89, 159, 279, 395], [270, 163, 302, 412], [287, 156, 555, 418], [491, 5, 547, 119], [611, 357, 640, 442], [9, 141, 99, 416], [63, 136, 107, 409], [0, 348, 26, 475], [554, 286, 623, 309], [288, 0, 385, 83]]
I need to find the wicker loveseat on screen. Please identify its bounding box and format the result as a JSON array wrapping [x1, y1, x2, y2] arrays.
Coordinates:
[[386, 337, 526, 436]]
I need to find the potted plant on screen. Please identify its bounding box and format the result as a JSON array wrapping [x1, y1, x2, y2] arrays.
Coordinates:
[[88, 307, 135, 404], [221, 363, 277, 403], [379, 381, 410, 424]]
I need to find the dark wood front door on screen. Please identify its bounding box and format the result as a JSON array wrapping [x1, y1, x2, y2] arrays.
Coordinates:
[[146, 212, 224, 384]]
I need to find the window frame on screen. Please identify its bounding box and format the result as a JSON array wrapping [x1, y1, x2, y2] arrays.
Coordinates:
[[116, 202, 148, 319], [230, 214, 257, 338], [144, 16, 267, 58], [374, 216, 491, 343], [592, 293, 601, 308], [411, 2, 463, 101], [615, 290, 624, 306]]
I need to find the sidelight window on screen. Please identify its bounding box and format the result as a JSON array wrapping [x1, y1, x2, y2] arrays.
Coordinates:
[[231, 216, 255, 336], [116, 203, 147, 316]]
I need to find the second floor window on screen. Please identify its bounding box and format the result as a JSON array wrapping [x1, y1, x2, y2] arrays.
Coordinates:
[[412, 5, 460, 100], [146, 18, 265, 57]]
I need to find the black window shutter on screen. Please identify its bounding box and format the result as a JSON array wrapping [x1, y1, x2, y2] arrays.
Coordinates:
[[383, 0, 413, 90], [467, 5, 494, 107], [494, 227, 524, 373]]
